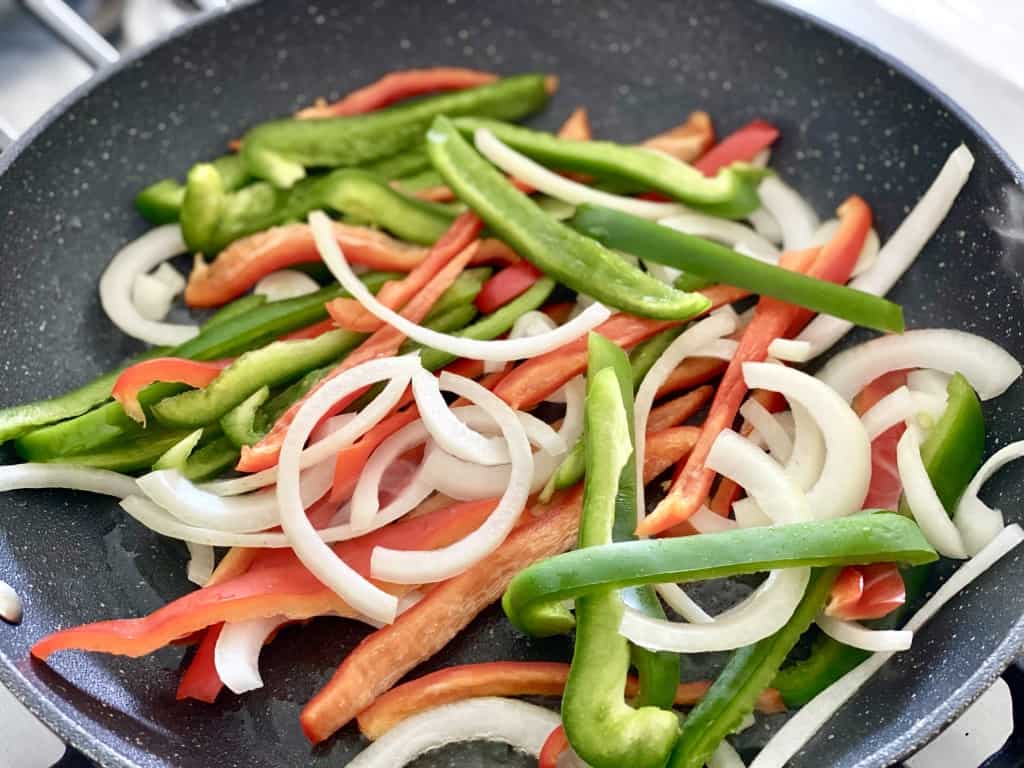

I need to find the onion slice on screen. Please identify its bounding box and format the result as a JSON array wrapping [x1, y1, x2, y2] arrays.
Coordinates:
[[784, 403, 825, 492], [253, 269, 321, 300], [131, 272, 178, 322], [733, 498, 773, 528], [690, 505, 739, 534], [706, 429, 805, 524], [766, 338, 811, 363], [709, 741, 747, 768], [312, 210, 610, 362], [99, 224, 199, 346], [347, 697, 560, 767], [859, 386, 947, 441], [748, 207, 784, 245], [954, 441, 1024, 555], [0, 463, 138, 498], [186, 541, 215, 586], [906, 369, 952, 398], [816, 614, 913, 652], [795, 145, 975, 359], [757, 176, 819, 251], [739, 398, 793, 462], [659, 212, 780, 262], [0, 581, 23, 624], [897, 422, 968, 558], [215, 615, 285, 695], [816, 329, 1021, 403], [371, 372, 533, 584], [750, 523, 1024, 768], [350, 420, 435, 533]]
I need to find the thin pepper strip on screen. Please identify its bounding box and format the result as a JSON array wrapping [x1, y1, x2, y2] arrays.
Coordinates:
[[176, 623, 224, 703], [112, 358, 233, 424], [694, 119, 780, 176], [825, 563, 906, 620], [647, 386, 714, 434], [298, 428, 698, 743], [427, 115, 711, 321], [355, 661, 785, 741], [643, 111, 715, 164]]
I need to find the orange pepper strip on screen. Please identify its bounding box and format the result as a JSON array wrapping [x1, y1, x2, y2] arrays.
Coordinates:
[[539, 725, 571, 768], [298, 427, 698, 743], [642, 111, 715, 163], [357, 661, 785, 740], [185, 222, 430, 308], [238, 217, 480, 473], [646, 385, 714, 434], [112, 357, 232, 424], [656, 356, 727, 399], [175, 623, 223, 703], [296, 68, 500, 119]]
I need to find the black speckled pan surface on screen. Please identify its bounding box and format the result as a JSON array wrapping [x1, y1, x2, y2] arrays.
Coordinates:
[[2, 1, 1024, 766]]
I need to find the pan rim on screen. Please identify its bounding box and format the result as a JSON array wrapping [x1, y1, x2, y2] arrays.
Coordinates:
[[1, 1, 1022, 765]]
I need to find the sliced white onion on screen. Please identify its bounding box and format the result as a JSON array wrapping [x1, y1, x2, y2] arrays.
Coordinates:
[[739, 398, 793, 463], [816, 614, 913, 652], [697, 338, 739, 361], [312, 210, 611, 362], [810, 219, 881, 278], [654, 583, 713, 624], [253, 269, 321, 301], [750, 523, 1024, 768], [643, 259, 683, 286], [897, 422, 968, 558], [757, 176, 819, 251], [215, 615, 285, 695], [185, 541, 215, 586], [709, 740, 747, 768], [706, 429, 806, 524], [733, 498, 773, 528], [277, 355, 422, 625], [766, 338, 811, 363], [350, 420, 435, 533], [138, 461, 333, 533], [689, 505, 739, 534], [371, 372, 533, 584], [348, 697, 560, 766], [744, 362, 871, 519], [152, 261, 186, 293], [659, 212, 781, 263], [556, 377, 586, 446], [0, 463, 139, 498], [795, 145, 975, 359], [906, 369, 952, 399], [784, 402, 825, 492], [859, 386, 947, 441], [0, 581, 23, 624], [747, 207, 784, 245], [131, 272, 177, 322], [817, 329, 1021, 403], [421, 447, 559, 500], [750, 148, 772, 168], [473, 128, 685, 220], [510, 310, 557, 339], [99, 224, 199, 345], [954, 441, 1024, 555]]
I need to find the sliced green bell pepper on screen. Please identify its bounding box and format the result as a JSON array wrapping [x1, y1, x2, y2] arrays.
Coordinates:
[[572, 204, 905, 334], [136, 154, 249, 225], [221, 387, 270, 448], [427, 116, 710, 321], [201, 293, 268, 331], [152, 429, 204, 471], [182, 436, 240, 482]]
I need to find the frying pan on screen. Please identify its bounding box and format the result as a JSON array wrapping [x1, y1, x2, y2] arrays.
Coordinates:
[[2, 1, 1024, 766]]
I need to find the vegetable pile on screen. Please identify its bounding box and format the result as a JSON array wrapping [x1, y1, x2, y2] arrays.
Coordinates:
[[1, 66, 1022, 768]]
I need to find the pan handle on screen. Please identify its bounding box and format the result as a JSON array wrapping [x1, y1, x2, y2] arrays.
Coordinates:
[[20, 0, 120, 70]]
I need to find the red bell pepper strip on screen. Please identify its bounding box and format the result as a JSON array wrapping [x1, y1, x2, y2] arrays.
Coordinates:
[[825, 563, 906, 621], [854, 370, 909, 510], [299, 427, 697, 743], [541, 301, 575, 325], [176, 623, 224, 703], [646, 385, 714, 434], [296, 68, 500, 119], [280, 318, 337, 341], [474, 261, 545, 314], [325, 211, 483, 332], [694, 119, 780, 176], [238, 216, 479, 473], [656, 356, 728, 400], [643, 111, 715, 163], [539, 725, 571, 768], [409, 185, 458, 203], [112, 357, 233, 424], [185, 222, 430, 308]]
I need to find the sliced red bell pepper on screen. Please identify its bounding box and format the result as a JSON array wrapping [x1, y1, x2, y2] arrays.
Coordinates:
[[331, 408, 421, 502], [539, 725, 571, 768], [855, 370, 910, 510], [643, 110, 715, 163], [296, 68, 500, 119], [825, 563, 906, 620], [540, 301, 575, 325], [646, 384, 714, 434], [238, 215, 480, 473], [475, 261, 545, 314], [694, 119, 780, 176], [409, 185, 458, 203], [176, 623, 224, 703], [656, 356, 728, 400], [112, 357, 233, 424]]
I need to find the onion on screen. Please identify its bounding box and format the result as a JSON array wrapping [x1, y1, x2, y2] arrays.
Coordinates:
[[810, 219, 881, 277], [131, 272, 177, 322], [643, 259, 682, 286], [311, 210, 611, 362], [420, 448, 557, 500], [766, 338, 811, 363], [795, 145, 975, 359], [756, 176, 819, 251], [137, 461, 334, 533], [347, 697, 560, 767], [784, 403, 825, 492], [99, 224, 199, 346], [186, 541, 215, 586], [473, 128, 686, 220], [747, 207, 784, 245], [954, 441, 1024, 555], [214, 615, 284, 695], [510, 310, 557, 339], [897, 422, 968, 558], [906, 369, 952, 398], [277, 355, 422, 625], [370, 372, 533, 584], [698, 338, 739, 361], [690, 505, 739, 534], [151, 262, 186, 293], [706, 429, 806, 524], [733, 498, 772, 528], [816, 614, 913, 652], [750, 523, 1024, 768], [253, 269, 321, 300], [817, 329, 1021, 403], [0, 463, 138, 498], [859, 386, 947, 441], [658, 212, 781, 262], [709, 741, 747, 768], [750, 149, 772, 168], [654, 583, 713, 624], [744, 362, 871, 519], [0, 581, 23, 624], [739, 398, 793, 462]]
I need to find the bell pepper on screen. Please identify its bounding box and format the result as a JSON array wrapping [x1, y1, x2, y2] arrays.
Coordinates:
[[825, 563, 906, 621], [427, 115, 711, 321], [694, 119, 780, 176], [474, 261, 544, 314], [296, 67, 499, 119], [112, 358, 233, 424], [648, 386, 714, 434], [204, 293, 268, 328], [135, 154, 248, 226], [451, 117, 767, 218], [539, 726, 570, 768], [220, 386, 270, 447], [181, 435, 240, 481], [242, 74, 551, 187], [643, 111, 715, 164], [152, 428, 203, 471], [299, 427, 698, 743], [175, 623, 224, 703]]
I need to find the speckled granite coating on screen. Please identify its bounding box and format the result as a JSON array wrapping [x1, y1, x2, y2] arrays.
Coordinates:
[[1, 1, 1023, 766]]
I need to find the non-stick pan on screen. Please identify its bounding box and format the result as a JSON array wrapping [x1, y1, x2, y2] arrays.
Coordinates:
[[2, 1, 1024, 766]]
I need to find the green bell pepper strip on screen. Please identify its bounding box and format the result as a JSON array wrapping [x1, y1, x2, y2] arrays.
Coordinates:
[[422, 267, 491, 323], [589, 333, 680, 712], [572, 204, 905, 334], [772, 372, 984, 706], [136, 154, 249, 225], [221, 387, 270, 447], [30, 429, 196, 473], [427, 116, 711, 321], [539, 441, 585, 503], [630, 326, 684, 390], [182, 166, 454, 255], [254, 366, 332, 437], [502, 513, 937, 637], [359, 145, 433, 181], [393, 168, 446, 193], [241, 74, 550, 188], [674, 272, 714, 292], [201, 293, 268, 331], [452, 117, 767, 219], [668, 568, 841, 768], [560, 362, 680, 768], [152, 429, 204, 471], [182, 436, 240, 482]]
